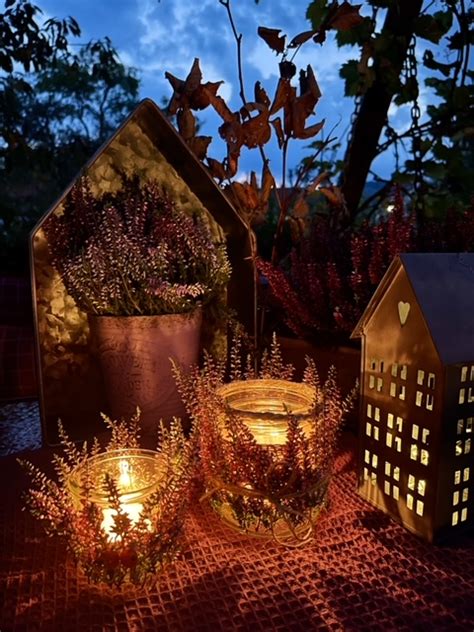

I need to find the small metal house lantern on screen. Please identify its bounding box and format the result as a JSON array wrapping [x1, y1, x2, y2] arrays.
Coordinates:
[[31, 99, 254, 444], [352, 253, 474, 542]]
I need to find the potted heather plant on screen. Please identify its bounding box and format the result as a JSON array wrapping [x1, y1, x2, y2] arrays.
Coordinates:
[[44, 174, 231, 433]]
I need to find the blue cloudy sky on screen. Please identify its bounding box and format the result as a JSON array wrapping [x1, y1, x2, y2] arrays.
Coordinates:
[[38, 0, 436, 183]]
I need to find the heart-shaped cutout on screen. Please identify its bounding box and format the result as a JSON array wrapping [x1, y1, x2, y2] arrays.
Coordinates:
[[398, 301, 410, 326]]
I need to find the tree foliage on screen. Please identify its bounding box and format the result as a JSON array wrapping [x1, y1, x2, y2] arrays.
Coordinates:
[[0, 1, 139, 273]]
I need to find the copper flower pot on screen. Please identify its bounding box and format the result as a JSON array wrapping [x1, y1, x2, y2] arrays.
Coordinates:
[[89, 309, 202, 434]]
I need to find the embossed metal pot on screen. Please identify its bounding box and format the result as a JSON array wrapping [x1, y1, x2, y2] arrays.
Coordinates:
[[89, 308, 202, 434]]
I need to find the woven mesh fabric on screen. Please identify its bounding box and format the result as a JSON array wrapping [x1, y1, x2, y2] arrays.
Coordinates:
[[1, 434, 473, 631]]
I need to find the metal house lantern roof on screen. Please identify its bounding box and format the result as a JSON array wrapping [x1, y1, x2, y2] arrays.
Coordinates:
[[30, 98, 254, 444], [352, 253, 474, 365]]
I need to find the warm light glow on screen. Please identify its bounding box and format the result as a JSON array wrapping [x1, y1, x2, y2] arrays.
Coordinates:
[[101, 502, 144, 541]]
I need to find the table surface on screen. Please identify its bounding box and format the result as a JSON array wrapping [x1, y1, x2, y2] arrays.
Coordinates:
[[0, 418, 473, 631]]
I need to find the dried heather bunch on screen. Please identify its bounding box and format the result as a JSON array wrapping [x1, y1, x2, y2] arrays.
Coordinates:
[[44, 175, 231, 316], [19, 412, 198, 587]]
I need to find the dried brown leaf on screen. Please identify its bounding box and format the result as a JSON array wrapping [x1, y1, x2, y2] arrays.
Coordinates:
[[270, 78, 294, 115], [190, 81, 223, 110], [330, 2, 363, 31], [188, 136, 212, 160], [254, 81, 271, 108], [319, 185, 345, 207], [288, 30, 315, 48], [207, 157, 227, 182], [177, 107, 196, 141], [261, 165, 276, 204], [241, 111, 271, 149], [270, 117, 285, 148], [257, 26, 286, 54]]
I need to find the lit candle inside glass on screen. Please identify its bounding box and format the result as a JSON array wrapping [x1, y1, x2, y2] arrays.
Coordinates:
[[101, 459, 145, 541]]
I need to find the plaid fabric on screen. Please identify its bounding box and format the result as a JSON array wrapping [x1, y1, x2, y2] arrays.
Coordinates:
[[0, 324, 37, 399], [0, 277, 37, 399], [0, 276, 33, 324], [0, 433, 473, 631]]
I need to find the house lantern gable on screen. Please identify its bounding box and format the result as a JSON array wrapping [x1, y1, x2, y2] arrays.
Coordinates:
[[30, 99, 254, 444]]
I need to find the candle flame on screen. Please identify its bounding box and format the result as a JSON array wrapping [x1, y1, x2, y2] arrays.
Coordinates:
[[118, 459, 132, 489]]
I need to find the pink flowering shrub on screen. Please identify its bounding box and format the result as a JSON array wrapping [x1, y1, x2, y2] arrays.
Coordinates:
[[258, 191, 474, 342], [44, 175, 231, 316]]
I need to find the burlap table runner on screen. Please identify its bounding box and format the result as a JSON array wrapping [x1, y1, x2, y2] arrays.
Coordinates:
[[1, 435, 473, 631]]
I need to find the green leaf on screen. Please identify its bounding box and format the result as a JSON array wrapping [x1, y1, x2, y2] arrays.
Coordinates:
[[422, 160, 446, 180], [306, 0, 328, 31], [414, 15, 448, 44], [339, 59, 361, 96], [335, 16, 373, 46]]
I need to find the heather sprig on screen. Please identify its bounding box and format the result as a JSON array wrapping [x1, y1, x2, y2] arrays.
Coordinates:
[[44, 175, 231, 316]]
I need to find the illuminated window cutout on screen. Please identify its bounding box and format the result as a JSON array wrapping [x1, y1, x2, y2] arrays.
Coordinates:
[[462, 488, 469, 503], [412, 424, 419, 440], [369, 375, 375, 389], [461, 366, 468, 382], [367, 403, 372, 418], [385, 461, 391, 476], [417, 370, 425, 385], [387, 413, 394, 429], [364, 450, 370, 464], [393, 466, 400, 481], [459, 388, 465, 405], [396, 417, 403, 432], [467, 418, 473, 434], [468, 388, 474, 403], [399, 385, 406, 401], [390, 382, 397, 397], [453, 491, 460, 506], [407, 493, 414, 510], [427, 373, 435, 389], [393, 486, 399, 500], [410, 444, 418, 460], [373, 426, 380, 441], [463, 467, 470, 482], [426, 394, 434, 411], [370, 472, 377, 486], [457, 419, 464, 435], [376, 378, 383, 392], [452, 511, 459, 526], [374, 407, 380, 422], [366, 422, 372, 437], [417, 480, 426, 496], [415, 391, 423, 407], [400, 365, 407, 380], [416, 500, 424, 516], [420, 449, 429, 466], [461, 508, 468, 522], [384, 481, 391, 495], [372, 454, 378, 468], [422, 428, 430, 444], [456, 440, 463, 456], [471, 366, 474, 381], [454, 470, 461, 485], [395, 437, 402, 452], [391, 363, 398, 377], [386, 432, 393, 448], [465, 438, 471, 454], [363, 467, 369, 480], [408, 474, 415, 490]]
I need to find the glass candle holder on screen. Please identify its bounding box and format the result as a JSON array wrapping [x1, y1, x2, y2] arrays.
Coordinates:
[[67, 448, 164, 541], [218, 378, 316, 445]]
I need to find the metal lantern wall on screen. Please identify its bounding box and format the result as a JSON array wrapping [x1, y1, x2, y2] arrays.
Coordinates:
[[352, 253, 474, 542], [30, 99, 254, 445]]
